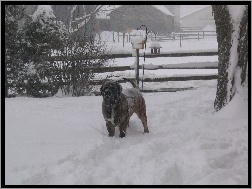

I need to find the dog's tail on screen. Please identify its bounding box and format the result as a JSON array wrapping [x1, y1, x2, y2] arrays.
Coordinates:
[[123, 78, 138, 89]]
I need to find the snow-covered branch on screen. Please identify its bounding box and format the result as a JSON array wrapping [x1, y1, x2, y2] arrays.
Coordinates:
[[69, 5, 104, 33]]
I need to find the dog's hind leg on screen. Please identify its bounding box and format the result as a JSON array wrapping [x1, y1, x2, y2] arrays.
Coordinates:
[[140, 114, 149, 133], [106, 121, 115, 137], [136, 108, 149, 134]]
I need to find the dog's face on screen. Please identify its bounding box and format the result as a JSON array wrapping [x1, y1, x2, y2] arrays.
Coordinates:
[[100, 81, 122, 103]]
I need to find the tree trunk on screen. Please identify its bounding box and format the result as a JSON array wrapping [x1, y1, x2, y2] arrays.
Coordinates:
[[212, 5, 248, 111], [236, 6, 248, 86]]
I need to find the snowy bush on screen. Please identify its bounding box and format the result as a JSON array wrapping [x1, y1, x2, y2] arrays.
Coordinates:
[[51, 34, 111, 97]]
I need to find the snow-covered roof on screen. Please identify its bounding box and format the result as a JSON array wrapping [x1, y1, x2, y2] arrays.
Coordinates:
[[202, 25, 215, 31], [153, 5, 174, 16], [96, 5, 174, 19], [150, 41, 162, 48], [180, 5, 210, 18]]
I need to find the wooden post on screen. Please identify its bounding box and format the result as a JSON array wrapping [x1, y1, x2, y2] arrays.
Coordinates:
[[135, 49, 140, 87], [142, 64, 144, 91], [113, 31, 115, 43], [118, 32, 119, 43], [180, 34, 182, 47], [123, 32, 125, 47], [203, 31, 205, 38], [198, 32, 200, 40]]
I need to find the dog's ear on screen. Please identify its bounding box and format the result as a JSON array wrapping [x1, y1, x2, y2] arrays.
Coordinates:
[[100, 83, 105, 95], [119, 84, 122, 92], [116, 82, 122, 94]]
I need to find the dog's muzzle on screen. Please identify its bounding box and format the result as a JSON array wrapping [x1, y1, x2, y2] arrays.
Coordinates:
[[104, 89, 116, 102]]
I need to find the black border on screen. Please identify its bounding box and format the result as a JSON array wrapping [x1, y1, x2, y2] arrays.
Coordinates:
[[1, 1, 251, 188]]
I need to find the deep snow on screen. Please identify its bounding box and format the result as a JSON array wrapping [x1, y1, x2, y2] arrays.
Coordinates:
[[5, 80, 248, 185]]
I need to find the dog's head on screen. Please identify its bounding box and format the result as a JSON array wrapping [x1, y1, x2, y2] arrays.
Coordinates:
[[100, 81, 122, 103]]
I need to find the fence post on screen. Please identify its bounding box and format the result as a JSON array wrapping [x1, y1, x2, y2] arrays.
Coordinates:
[[180, 34, 182, 47], [123, 32, 125, 47], [118, 32, 119, 43], [198, 32, 200, 40], [113, 31, 115, 43], [135, 49, 140, 87], [142, 64, 144, 91]]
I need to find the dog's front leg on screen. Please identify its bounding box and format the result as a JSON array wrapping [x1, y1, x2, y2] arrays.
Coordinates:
[[119, 119, 129, 138], [106, 121, 115, 137]]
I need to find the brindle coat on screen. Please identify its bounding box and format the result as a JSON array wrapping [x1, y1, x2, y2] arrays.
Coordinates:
[[100, 79, 149, 138]]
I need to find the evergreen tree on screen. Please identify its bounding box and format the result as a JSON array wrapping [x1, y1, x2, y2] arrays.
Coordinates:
[[21, 5, 68, 97], [5, 5, 26, 97]]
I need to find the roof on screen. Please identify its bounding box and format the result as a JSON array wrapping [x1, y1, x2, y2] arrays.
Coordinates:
[[180, 5, 211, 18], [153, 5, 174, 16], [96, 5, 174, 19]]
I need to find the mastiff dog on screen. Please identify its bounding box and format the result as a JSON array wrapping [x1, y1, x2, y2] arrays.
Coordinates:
[[100, 78, 149, 138]]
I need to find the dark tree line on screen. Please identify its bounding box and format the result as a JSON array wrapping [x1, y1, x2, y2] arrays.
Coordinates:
[[5, 5, 110, 97]]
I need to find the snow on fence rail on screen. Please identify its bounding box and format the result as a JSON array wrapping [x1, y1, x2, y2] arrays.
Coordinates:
[[173, 30, 217, 39], [90, 59, 218, 88], [46, 51, 218, 61], [90, 75, 218, 85], [91, 61, 218, 73]]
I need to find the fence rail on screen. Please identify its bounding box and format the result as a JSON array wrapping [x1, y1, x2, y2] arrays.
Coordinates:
[[89, 63, 218, 73], [115, 30, 217, 46], [90, 75, 218, 85], [47, 51, 218, 61]]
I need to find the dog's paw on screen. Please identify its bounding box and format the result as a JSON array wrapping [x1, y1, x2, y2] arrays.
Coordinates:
[[119, 133, 126, 138], [144, 128, 149, 133]]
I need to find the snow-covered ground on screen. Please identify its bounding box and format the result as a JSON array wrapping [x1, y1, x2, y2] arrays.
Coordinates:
[[5, 81, 248, 185], [5, 31, 248, 185]]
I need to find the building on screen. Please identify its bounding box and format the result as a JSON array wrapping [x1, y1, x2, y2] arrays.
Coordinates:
[[23, 5, 181, 35], [97, 5, 180, 34], [180, 5, 216, 30], [164, 5, 180, 31]]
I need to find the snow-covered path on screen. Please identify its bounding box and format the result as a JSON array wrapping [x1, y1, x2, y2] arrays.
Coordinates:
[[5, 82, 248, 185]]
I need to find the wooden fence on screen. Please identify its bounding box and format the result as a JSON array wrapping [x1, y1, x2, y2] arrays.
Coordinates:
[[115, 30, 216, 47], [44, 51, 219, 94], [173, 30, 216, 47], [90, 61, 218, 87]]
